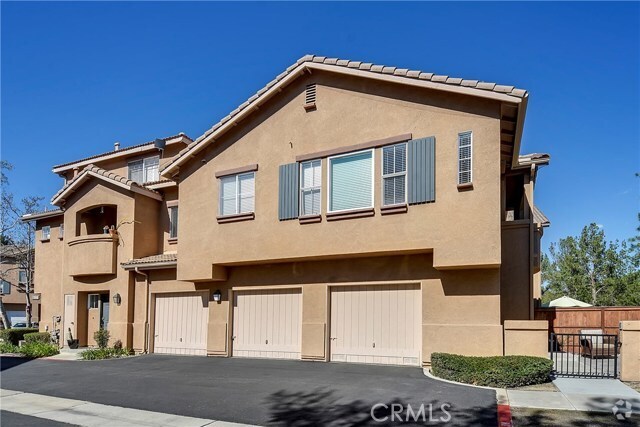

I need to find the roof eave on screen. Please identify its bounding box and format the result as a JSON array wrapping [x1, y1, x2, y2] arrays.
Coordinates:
[[511, 94, 529, 168], [122, 261, 177, 271], [161, 61, 526, 177], [20, 209, 65, 223]]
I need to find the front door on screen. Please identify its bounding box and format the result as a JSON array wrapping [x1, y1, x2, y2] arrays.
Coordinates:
[[100, 294, 110, 330]]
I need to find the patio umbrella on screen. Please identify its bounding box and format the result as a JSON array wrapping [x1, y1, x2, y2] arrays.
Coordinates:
[[548, 296, 592, 307]]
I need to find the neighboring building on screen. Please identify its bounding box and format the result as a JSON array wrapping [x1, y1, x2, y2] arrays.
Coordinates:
[[0, 245, 40, 327], [24, 55, 549, 365]]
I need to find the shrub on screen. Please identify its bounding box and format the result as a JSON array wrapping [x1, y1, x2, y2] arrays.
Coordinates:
[[0, 341, 19, 353], [18, 342, 59, 358], [113, 339, 122, 350], [431, 353, 553, 388], [24, 332, 51, 344], [80, 347, 131, 360], [94, 328, 110, 349], [0, 328, 38, 345]]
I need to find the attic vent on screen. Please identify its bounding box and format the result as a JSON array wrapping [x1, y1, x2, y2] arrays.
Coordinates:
[[304, 84, 317, 111]]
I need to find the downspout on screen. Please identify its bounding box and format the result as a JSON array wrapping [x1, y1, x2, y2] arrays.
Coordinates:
[[134, 267, 150, 354]]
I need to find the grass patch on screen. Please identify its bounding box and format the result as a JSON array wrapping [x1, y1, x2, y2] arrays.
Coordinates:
[[431, 353, 553, 388], [80, 347, 132, 360]]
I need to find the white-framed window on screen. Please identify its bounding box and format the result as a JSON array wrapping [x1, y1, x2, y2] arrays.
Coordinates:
[[18, 270, 27, 284], [128, 156, 159, 184], [300, 160, 321, 216], [88, 294, 99, 309], [219, 172, 255, 216], [59, 224, 64, 239], [1, 280, 11, 295], [328, 149, 374, 213], [41, 226, 51, 241], [382, 143, 407, 206], [458, 131, 472, 185], [169, 206, 178, 239]]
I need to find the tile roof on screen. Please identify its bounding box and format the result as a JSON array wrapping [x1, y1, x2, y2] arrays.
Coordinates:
[[533, 205, 550, 227], [162, 54, 528, 176], [519, 153, 551, 166], [20, 208, 64, 222], [121, 253, 177, 268], [51, 164, 161, 205], [52, 133, 192, 171]]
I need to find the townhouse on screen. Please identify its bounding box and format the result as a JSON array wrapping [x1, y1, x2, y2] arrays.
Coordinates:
[[24, 55, 549, 365]]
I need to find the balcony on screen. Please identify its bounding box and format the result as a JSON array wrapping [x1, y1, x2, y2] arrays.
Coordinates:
[[67, 234, 118, 277]]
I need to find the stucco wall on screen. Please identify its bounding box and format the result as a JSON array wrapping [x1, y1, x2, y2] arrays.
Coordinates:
[[34, 217, 64, 331], [501, 221, 533, 321], [177, 71, 503, 281]]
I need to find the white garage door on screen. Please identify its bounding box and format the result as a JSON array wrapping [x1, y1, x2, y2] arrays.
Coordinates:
[[232, 289, 301, 359], [330, 284, 421, 366], [154, 292, 208, 356]]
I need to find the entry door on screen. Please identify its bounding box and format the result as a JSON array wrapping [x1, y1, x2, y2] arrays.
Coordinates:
[[232, 289, 301, 359], [63, 294, 76, 345], [154, 292, 208, 356], [330, 284, 421, 366]]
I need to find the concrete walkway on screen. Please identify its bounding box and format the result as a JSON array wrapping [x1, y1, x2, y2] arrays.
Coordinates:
[[0, 389, 256, 427], [507, 378, 640, 414]]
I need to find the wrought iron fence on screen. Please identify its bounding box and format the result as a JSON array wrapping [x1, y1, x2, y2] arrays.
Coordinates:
[[549, 333, 619, 379]]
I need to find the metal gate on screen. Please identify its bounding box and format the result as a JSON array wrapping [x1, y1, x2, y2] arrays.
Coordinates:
[[549, 333, 619, 378]]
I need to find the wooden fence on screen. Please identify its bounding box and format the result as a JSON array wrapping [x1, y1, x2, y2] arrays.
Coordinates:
[[534, 306, 640, 336]]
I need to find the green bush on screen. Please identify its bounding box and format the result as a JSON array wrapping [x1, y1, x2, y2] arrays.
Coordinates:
[[80, 347, 131, 360], [18, 342, 59, 358], [24, 332, 51, 344], [431, 353, 553, 388], [0, 341, 19, 353], [0, 328, 38, 345], [94, 328, 110, 349]]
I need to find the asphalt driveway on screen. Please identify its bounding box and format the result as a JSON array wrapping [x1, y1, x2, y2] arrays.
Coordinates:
[[1, 355, 497, 426]]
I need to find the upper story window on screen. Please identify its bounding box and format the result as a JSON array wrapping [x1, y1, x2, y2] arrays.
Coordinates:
[[458, 131, 472, 185], [128, 156, 159, 184], [41, 226, 51, 241], [59, 224, 64, 239], [328, 150, 373, 213], [219, 172, 255, 216], [1, 280, 10, 295], [18, 270, 27, 284], [300, 160, 321, 216], [169, 206, 178, 239], [382, 143, 407, 206]]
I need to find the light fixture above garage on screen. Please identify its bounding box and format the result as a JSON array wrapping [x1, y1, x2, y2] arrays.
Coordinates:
[[212, 290, 222, 303]]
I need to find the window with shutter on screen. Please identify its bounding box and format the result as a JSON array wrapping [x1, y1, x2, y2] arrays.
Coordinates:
[[219, 172, 255, 216], [382, 143, 407, 206], [458, 132, 472, 185], [169, 206, 178, 239], [328, 150, 373, 212], [300, 160, 321, 216]]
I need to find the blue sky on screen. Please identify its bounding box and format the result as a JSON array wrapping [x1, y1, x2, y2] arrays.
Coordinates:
[[2, 2, 638, 250]]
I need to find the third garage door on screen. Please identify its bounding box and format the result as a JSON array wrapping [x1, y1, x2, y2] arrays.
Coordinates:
[[232, 288, 301, 360], [330, 284, 421, 366]]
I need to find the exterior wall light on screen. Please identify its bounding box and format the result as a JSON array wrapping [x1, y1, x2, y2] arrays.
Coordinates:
[[213, 290, 222, 303], [113, 293, 122, 305]]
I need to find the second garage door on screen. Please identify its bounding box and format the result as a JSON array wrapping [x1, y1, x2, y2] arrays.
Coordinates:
[[232, 289, 301, 359], [154, 292, 208, 356], [330, 284, 421, 366]]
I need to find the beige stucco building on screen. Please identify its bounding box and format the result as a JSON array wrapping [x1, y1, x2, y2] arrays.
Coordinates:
[[24, 55, 549, 365]]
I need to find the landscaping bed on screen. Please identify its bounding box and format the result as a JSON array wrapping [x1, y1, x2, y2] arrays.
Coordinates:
[[0, 331, 59, 358], [431, 353, 553, 388], [80, 329, 132, 360]]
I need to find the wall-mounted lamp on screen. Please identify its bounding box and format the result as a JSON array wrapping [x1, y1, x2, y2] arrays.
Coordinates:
[[212, 290, 222, 303], [113, 293, 122, 306]]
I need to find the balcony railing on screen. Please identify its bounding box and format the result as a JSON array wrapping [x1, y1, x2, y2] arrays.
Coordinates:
[[67, 234, 118, 276]]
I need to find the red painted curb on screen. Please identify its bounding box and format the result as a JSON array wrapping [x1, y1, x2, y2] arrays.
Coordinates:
[[497, 404, 513, 427]]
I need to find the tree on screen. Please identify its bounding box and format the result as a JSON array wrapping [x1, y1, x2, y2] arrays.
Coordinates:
[[0, 161, 44, 327], [542, 223, 640, 306]]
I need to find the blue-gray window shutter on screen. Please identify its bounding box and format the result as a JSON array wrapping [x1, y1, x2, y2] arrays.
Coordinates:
[[278, 163, 299, 220], [408, 136, 435, 204]]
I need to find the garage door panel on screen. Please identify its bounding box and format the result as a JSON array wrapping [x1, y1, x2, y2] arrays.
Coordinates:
[[154, 292, 208, 356], [330, 284, 421, 366], [233, 289, 301, 359]]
